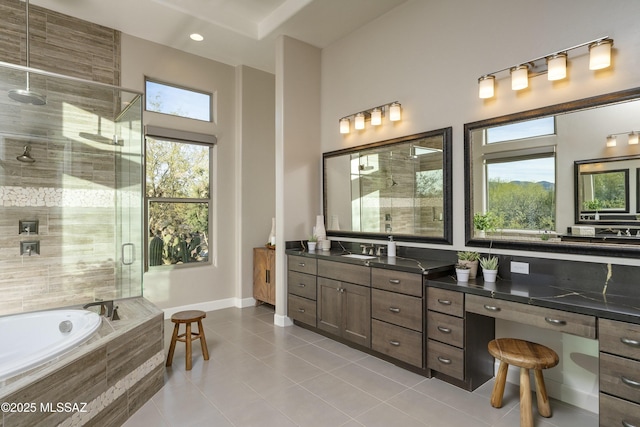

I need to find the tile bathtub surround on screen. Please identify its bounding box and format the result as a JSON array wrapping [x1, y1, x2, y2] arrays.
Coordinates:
[[0, 297, 164, 427], [123, 304, 597, 427]]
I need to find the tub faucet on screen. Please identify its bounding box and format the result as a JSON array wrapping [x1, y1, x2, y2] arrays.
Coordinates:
[[83, 300, 114, 319]]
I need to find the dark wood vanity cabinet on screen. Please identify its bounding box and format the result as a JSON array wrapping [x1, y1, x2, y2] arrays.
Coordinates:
[[599, 318, 640, 427], [371, 269, 423, 368], [287, 255, 317, 327], [426, 287, 495, 390], [316, 260, 371, 347]]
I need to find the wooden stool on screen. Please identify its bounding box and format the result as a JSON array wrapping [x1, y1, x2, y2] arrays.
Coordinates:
[[166, 310, 210, 371], [488, 338, 559, 427]]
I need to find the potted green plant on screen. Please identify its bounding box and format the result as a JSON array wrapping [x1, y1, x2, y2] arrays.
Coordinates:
[[583, 199, 602, 220], [456, 251, 480, 279], [473, 211, 498, 238], [307, 235, 318, 251], [455, 263, 471, 282], [480, 256, 499, 282]]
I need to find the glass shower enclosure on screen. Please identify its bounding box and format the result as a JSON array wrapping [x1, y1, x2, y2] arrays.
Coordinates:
[[0, 61, 143, 316]]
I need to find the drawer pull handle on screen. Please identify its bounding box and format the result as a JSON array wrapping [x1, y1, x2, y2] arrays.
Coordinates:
[[389, 279, 401, 284], [437, 356, 452, 365], [483, 304, 501, 312], [621, 376, 640, 389], [622, 421, 637, 427], [297, 308, 305, 313], [437, 326, 452, 334], [621, 337, 640, 347], [389, 340, 401, 346], [297, 283, 306, 287], [544, 317, 567, 326], [298, 262, 306, 267], [389, 307, 401, 313], [437, 299, 452, 305]]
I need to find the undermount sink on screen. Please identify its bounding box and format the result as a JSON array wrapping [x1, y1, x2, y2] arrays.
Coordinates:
[[341, 254, 377, 260]]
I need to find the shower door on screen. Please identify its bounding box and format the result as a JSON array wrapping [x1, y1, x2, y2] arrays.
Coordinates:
[[115, 94, 143, 298]]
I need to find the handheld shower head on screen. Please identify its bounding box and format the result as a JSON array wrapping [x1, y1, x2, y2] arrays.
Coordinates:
[[17, 145, 35, 163]]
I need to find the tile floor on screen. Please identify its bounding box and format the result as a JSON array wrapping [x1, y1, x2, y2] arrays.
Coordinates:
[[123, 305, 598, 427]]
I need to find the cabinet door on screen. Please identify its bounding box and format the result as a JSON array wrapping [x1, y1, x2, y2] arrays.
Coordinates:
[[317, 277, 342, 336], [253, 248, 275, 305], [342, 282, 371, 347]]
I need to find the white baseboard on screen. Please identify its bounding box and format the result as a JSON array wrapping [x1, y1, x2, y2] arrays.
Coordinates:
[[274, 313, 293, 327], [499, 361, 598, 414], [163, 297, 250, 319]]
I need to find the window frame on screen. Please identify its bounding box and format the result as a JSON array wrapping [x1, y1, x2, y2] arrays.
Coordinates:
[[144, 126, 217, 270]]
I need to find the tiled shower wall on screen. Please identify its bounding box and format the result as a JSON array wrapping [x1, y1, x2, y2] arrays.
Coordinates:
[[0, 0, 123, 315]]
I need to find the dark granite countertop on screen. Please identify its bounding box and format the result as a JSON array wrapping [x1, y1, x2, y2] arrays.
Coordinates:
[[428, 274, 640, 325], [285, 248, 454, 277]]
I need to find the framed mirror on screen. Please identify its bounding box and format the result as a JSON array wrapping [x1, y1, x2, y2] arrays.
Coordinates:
[[464, 87, 640, 256], [324, 128, 452, 243]]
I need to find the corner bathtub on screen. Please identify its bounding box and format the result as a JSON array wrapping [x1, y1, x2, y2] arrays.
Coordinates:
[[0, 309, 101, 381]]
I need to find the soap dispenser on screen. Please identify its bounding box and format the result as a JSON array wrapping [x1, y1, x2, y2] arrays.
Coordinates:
[[387, 236, 396, 257]]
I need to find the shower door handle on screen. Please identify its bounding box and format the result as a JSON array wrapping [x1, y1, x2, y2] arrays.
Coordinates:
[[121, 243, 135, 265]]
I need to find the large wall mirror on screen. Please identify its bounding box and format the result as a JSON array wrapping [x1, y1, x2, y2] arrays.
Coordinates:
[[465, 87, 640, 256], [324, 128, 452, 243]]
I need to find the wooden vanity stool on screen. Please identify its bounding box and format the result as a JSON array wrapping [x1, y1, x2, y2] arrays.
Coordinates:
[[488, 338, 559, 427], [166, 310, 210, 371]]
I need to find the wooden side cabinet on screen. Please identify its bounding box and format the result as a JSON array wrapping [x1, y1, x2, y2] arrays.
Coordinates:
[[253, 247, 275, 305]]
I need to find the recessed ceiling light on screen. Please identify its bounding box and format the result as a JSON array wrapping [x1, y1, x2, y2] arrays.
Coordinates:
[[190, 33, 204, 42]]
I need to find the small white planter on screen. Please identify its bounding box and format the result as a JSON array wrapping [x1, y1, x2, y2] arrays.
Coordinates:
[[456, 268, 470, 282], [308, 242, 317, 251], [483, 269, 498, 282]]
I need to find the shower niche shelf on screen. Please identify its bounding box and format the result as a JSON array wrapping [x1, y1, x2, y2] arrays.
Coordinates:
[[19, 220, 38, 235]]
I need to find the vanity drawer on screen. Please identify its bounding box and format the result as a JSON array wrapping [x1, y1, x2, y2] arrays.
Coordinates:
[[288, 271, 317, 300], [427, 310, 464, 348], [600, 318, 640, 360], [288, 294, 316, 327], [371, 289, 422, 332], [599, 393, 640, 427], [465, 294, 596, 339], [427, 287, 464, 317], [427, 339, 464, 381], [318, 259, 370, 286], [288, 255, 317, 275], [371, 319, 423, 368], [600, 352, 640, 403], [372, 269, 422, 297]]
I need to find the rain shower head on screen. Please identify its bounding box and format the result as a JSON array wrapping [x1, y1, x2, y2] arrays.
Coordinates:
[[8, 0, 46, 105], [9, 88, 46, 105], [17, 145, 35, 163]]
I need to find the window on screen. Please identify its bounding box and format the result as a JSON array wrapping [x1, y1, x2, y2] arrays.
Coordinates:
[[145, 127, 216, 267], [486, 116, 555, 144], [145, 78, 213, 122], [485, 153, 556, 231]]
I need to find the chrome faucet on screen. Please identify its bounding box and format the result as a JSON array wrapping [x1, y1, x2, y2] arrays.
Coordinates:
[[83, 300, 114, 319]]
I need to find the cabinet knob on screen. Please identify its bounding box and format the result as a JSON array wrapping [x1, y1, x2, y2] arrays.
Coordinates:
[[437, 299, 452, 305], [388, 307, 401, 313], [437, 356, 452, 365], [389, 340, 400, 346], [298, 262, 306, 267], [297, 283, 306, 288], [544, 317, 567, 326], [621, 337, 640, 347], [437, 326, 452, 334], [389, 279, 401, 284], [483, 304, 501, 312], [297, 308, 305, 313]]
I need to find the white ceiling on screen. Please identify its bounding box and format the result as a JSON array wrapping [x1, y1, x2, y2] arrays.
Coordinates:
[[31, 0, 408, 73]]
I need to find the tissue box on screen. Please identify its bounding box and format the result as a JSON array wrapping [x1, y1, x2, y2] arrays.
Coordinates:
[[571, 226, 595, 236]]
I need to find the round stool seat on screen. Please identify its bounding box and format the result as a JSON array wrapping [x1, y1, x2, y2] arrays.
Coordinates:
[[488, 338, 559, 369], [487, 338, 559, 427], [166, 310, 209, 371], [171, 310, 206, 323]]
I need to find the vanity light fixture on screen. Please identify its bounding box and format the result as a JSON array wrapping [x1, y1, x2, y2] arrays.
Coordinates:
[[478, 36, 613, 99], [338, 102, 401, 134], [190, 33, 204, 41], [606, 131, 640, 147]]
